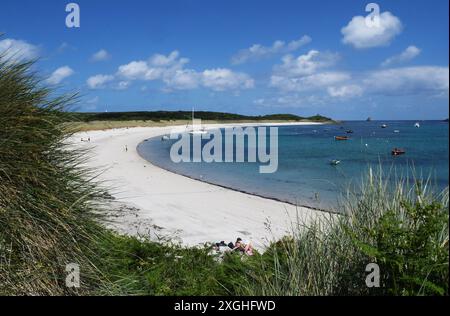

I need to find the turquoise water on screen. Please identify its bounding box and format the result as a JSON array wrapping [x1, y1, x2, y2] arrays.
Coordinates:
[[137, 121, 449, 210]]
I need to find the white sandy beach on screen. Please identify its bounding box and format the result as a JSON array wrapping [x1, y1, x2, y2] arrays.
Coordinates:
[[74, 123, 328, 249]]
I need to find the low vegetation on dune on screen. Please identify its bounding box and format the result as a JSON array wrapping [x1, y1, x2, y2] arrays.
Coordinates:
[[0, 54, 448, 296], [72, 111, 334, 124]]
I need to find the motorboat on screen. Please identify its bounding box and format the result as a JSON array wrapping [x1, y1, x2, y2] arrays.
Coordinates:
[[334, 136, 349, 141], [391, 148, 406, 156]]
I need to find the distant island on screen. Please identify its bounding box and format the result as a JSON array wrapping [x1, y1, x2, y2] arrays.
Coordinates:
[[67, 111, 335, 131], [71, 111, 334, 123]]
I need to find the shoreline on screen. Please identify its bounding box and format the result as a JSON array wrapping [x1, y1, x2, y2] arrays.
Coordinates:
[[136, 141, 339, 215], [74, 122, 330, 249]]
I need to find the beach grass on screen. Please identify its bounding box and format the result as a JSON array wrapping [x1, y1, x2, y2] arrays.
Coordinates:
[[0, 56, 108, 294], [229, 168, 449, 296], [0, 53, 448, 296]]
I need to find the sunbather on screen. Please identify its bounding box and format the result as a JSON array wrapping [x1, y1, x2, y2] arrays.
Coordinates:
[[233, 238, 254, 256]]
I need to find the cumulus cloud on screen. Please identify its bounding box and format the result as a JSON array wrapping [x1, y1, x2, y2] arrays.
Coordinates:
[[327, 85, 363, 98], [46, 66, 74, 85], [273, 50, 339, 78], [116, 51, 188, 83], [86, 74, 114, 89], [0, 38, 39, 61], [231, 35, 311, 64], [264, 47, 447, 107], [270, 50, 348, 92], [111, 51, 255, 91], [341, 12, 402, 49], [271, 72, 350, 92], [381, 45, 421, 67], [115, 81, 131, 90], [149, 50, 188, 67], [91, 49, 111, 62], [364, 66, 449, 96], [202, 68, 254, 91], [117, 61, 154, 80], [163, 69, 200, 90]]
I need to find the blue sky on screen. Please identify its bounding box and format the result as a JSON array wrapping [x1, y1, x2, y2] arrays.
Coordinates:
[[0, 0, 448, 119]]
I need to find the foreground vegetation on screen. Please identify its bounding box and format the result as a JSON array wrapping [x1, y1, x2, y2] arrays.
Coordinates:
[[0, 54, 448, 296]]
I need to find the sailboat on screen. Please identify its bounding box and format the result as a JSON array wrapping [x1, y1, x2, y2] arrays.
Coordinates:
[[189, 107, 207, 135]]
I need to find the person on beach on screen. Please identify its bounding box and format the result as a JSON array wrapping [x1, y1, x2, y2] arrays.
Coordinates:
[[234, 238, 254, 256]]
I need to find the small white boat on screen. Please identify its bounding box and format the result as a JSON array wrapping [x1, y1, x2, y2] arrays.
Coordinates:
[[394, 130, 400, 133], [189, 128, 208, 135], [414, 122, 420, 128], [329, 159, 341, 166], [381, 124, 387, 128], [161, 135, 170, 141]]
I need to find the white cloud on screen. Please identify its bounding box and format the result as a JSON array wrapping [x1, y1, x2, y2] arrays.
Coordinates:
[[115, 81, 131, 90], [202, 68, 254, 91], [116, 51, 188, 82], [149, 50, 188, 67], [327, 85, 363, 98], [0, 38, 39, 61], [271, 71, 350, 92], [46, 66, 74, 85], [86, 74, 114, 89], [270, 50, 348, 93], [117, 61, 154, 80], [91, 49, 111, 62], [273, 50, 339, 78], [113, 51, 255, 91], [163, 69, 200, 90], [381, 45, 421, 67], [364, 66, 449, 96], [231, 35, 311, 64], [341, 12, 402, 49]]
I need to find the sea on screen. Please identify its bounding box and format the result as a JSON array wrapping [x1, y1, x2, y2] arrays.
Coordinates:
[[137, 121, 449, 211]]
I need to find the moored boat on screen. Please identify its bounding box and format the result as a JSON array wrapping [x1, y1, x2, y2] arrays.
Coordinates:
[[334, 136, 349, 141], [391, 148, 406, 156], [329, 159, 341, 165]]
